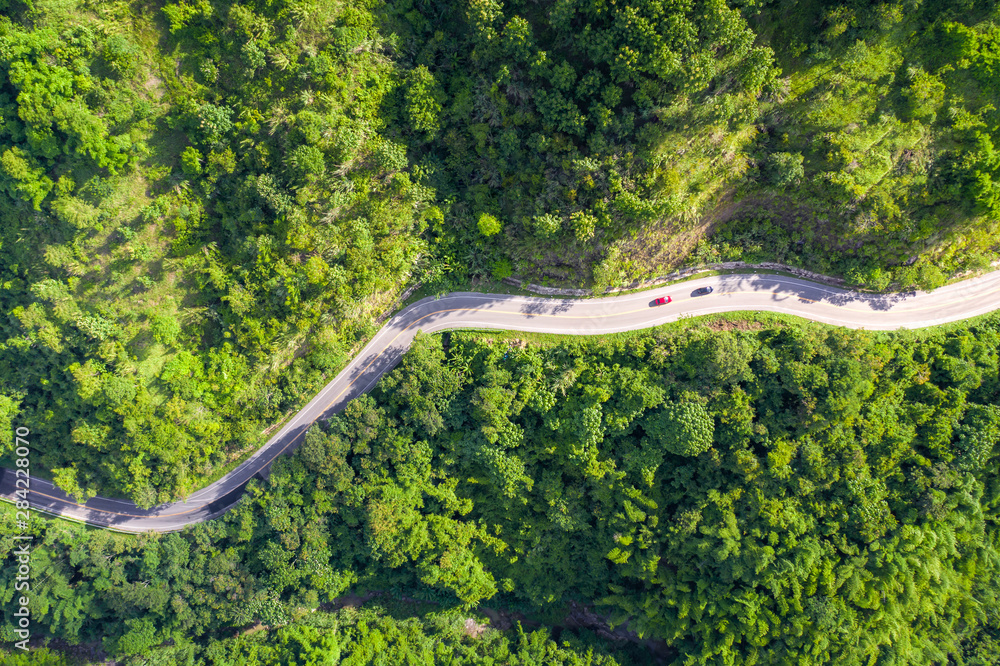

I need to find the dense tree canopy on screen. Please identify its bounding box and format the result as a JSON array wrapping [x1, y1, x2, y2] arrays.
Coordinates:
[[4, 315, 1000, 664], [381, 0, 778, 283], [704, 0, 1000, 289], [2, 0, 1000, 662], [0, 0, 431, 504], [0, 0, 998, 507]]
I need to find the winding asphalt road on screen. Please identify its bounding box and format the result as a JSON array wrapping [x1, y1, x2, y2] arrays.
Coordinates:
[[5, 270, 1000, 532]]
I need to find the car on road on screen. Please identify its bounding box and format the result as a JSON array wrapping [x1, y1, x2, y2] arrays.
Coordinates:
[[652, 296, 671, 306], [692, 286, 714, 296]]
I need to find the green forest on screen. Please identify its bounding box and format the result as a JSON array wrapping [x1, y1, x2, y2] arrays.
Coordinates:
[[3, 0, 1000, 662], [4, 313, 1000, 663], [1, 0, 999, 505], [2, 601, 652, 665]]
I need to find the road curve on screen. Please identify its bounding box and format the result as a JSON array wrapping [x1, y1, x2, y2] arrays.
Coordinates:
[[5, 270, 1000, 532]]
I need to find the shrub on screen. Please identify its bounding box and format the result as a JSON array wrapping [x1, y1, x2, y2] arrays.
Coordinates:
[[180, 146, 203, 177], [478, 213, 503, 237], [104, 34, 141, 77], [645, 402, 714, 457], [766, 152, 805, 188]]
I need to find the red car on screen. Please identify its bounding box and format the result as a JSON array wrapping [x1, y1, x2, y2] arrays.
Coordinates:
[[652, 296, 672, 306]]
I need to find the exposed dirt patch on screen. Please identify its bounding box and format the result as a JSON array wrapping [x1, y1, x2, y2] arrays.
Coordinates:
[[477, 605, 536, 632], [462, 617, 489, 638], [617, 216, 711, 277], [240, 622, 268, 637], [143, 71, 163, 94], [702, 318, 768, 332]]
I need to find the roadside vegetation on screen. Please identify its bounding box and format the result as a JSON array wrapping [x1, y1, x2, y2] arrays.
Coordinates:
[[1, 602, 651, 665], [1, 0, 999, 504], [2, 0, 1000, 662], [4, 314, 1000, 664], [696, 0, 1000, 291], [0, 0, 431, 505]]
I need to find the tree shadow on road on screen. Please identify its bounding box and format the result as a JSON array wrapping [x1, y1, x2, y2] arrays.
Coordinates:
[[518, 297, 575, 318], [719, 274, 918, 312]]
